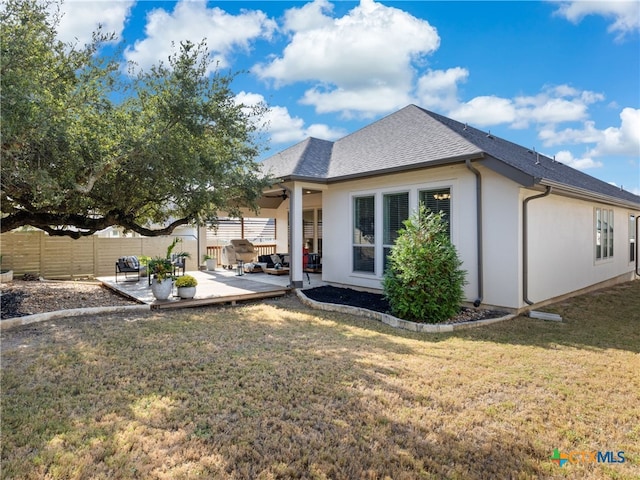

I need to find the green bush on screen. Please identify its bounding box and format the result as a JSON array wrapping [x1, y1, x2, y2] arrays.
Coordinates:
[[175, 275, 198, 288], [383, 205, 466, 323]]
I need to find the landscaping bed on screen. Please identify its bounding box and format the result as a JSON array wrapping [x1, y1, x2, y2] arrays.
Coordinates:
[[303, 285, 508, 323]]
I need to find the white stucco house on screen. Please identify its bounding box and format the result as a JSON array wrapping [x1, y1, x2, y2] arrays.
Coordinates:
[[255, 104, 640, 312]]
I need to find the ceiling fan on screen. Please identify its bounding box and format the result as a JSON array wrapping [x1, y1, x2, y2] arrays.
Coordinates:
[[263, 189, 288, 200]]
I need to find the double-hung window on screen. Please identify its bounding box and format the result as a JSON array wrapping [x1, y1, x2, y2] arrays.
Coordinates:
[[353, 196, 375, 273], [419, 187, 451, 238], [383, 192, 409, 271], [595, 207, 614, 260]]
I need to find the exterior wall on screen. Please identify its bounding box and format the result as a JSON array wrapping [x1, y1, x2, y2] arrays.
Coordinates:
[[322, 163, 482, 302], [525, 191, 639, 306], [479, 169, 523, 309]]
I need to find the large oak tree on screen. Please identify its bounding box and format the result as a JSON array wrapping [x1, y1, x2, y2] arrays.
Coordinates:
[[1, 0, 270, 238]]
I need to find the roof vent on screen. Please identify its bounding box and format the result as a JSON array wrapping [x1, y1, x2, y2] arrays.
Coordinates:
[[535, 152, 540, 165], [463, 123, 468, 131], [486, 130, 493, 139]]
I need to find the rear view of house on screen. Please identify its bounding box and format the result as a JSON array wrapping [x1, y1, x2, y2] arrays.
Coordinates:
[[258, 105, 640, 311]]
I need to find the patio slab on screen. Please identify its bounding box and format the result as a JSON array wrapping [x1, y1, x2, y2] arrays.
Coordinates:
[[98, 269, 323, 310]]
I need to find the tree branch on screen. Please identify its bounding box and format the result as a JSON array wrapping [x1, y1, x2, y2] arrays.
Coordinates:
[[1, 210, 191, 238]]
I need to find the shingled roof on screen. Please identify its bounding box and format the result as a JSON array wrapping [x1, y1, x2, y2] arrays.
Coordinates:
[[260, 105, 640, 207]]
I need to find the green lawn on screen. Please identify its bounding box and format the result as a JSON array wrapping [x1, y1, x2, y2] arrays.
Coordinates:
[[2, 282, 639, 479]]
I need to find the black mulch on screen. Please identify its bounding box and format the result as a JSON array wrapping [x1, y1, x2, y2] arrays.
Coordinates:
[[304, 285, 391, 313], [303, 286, 508, 324]]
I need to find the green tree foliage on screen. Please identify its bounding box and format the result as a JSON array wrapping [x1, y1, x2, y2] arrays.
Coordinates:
[[1, 0, 270, 238], [383, 205, 466, 323]]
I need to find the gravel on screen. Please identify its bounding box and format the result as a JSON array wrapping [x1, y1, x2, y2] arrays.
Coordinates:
[[1, 279, 139, 319]]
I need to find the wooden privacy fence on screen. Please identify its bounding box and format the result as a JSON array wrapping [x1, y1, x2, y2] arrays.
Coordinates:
[[0, 231, 197, 279]]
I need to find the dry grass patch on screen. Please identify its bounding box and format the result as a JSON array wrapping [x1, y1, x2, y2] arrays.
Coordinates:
[[2, 282, 639, 479]]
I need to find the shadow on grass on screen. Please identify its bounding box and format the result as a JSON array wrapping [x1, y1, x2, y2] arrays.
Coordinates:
[[287, 281, 640, 354], [1, 282, 639, 478]]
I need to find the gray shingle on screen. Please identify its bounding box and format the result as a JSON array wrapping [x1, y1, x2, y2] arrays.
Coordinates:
[[260, 104, 640, 206]]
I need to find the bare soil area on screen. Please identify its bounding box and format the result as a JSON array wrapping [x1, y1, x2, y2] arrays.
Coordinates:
[[1, 279, 139, 319]]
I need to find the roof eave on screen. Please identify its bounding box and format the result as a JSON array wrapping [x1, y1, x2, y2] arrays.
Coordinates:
[[327, 152, 485, 184], [538, 179, 640, 210]]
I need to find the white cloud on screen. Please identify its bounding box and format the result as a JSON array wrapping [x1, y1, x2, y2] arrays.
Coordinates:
[[254, 0, 440, 117], [446, 84, 604, 129], [416, 67, 469, 112], [235, 92, 346, 144], [588, 107, 640, 157], [552, 1, 640, 40], [124, 0, 275, 73], [448, 96, 517, 126], [540, 108, 640, 159], [555, 150, 604, 170], [539, 121, 602, 146], [54, 0, 134, 47], [283, 0, 335, 32]]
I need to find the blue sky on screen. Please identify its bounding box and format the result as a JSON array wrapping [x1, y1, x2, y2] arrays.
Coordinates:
[[54, 0, 639, 194]]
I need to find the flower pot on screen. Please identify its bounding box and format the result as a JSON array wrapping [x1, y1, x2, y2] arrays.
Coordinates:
[[205, 258, 216, 271], [151, 278, 173, 300], [0, 270, 13, 283], [177, 286, 196, 299]]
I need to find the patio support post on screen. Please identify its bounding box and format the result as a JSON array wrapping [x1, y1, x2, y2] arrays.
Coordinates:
[[289, 183, 304, 288]]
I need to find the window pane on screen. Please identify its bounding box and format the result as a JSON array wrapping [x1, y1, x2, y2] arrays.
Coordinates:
[[420, 188, 451, 237], [596, 208, 602, 259], [353, 247, 375, 272], [609, 210, 614, 257], [353, 196, 375, 245], [383, 192, 409, 245], [603, 209, 609, 258], [630, 214, 636, 263]]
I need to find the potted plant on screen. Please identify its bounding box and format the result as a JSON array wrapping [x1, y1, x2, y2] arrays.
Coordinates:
[[204, 254, 216, 271], [175, 274, 198, 299], [0, 255, 13, 283], [148, 257, 174, 300]]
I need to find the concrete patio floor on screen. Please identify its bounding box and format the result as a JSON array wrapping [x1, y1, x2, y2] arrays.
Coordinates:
[[99, 268, 324, 310]]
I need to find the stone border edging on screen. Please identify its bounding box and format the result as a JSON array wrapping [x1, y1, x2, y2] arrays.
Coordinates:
[[1, 305, 151, 330], [296, 290, 517, 332]]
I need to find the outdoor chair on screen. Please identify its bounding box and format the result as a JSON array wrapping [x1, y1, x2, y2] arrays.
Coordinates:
[[221, 239, 257, 269], [115, 256, 141, 282], [171, 253, 186, 277]]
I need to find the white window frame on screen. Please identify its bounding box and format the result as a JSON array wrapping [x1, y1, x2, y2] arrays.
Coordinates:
[[595, 207, 614, 262]]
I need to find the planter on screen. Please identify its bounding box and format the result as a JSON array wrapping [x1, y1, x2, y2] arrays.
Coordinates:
[[151, 278, 173, 300], [205, 258, 216, 271], [0, 270, 13, 283], [177, 286, 196, 299]]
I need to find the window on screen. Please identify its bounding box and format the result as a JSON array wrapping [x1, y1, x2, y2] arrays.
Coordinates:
[[383, 192, 409, 271], [353, 196, 375, 273], [630, 214, 636, 263], [419, 187, 451, 237], [595, 207, 614, 260]]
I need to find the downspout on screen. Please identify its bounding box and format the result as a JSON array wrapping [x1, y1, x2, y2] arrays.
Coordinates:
[[636, 214, 639, 276], [465, 159, 483, 308], [523, 186, 552, 305]]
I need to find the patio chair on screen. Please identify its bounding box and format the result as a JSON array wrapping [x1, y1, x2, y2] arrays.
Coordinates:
[[221, 239, 257, 269], [171, 253, 186, 277], [115, 256, 141, 282]]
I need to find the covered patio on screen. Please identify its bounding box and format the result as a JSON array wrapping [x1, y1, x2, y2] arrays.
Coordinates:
[[98, 268, 324, 310]]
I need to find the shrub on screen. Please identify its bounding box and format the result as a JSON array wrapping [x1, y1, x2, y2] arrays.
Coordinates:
[[175, 275, 198, 288], [383, 205, 466, 323]]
